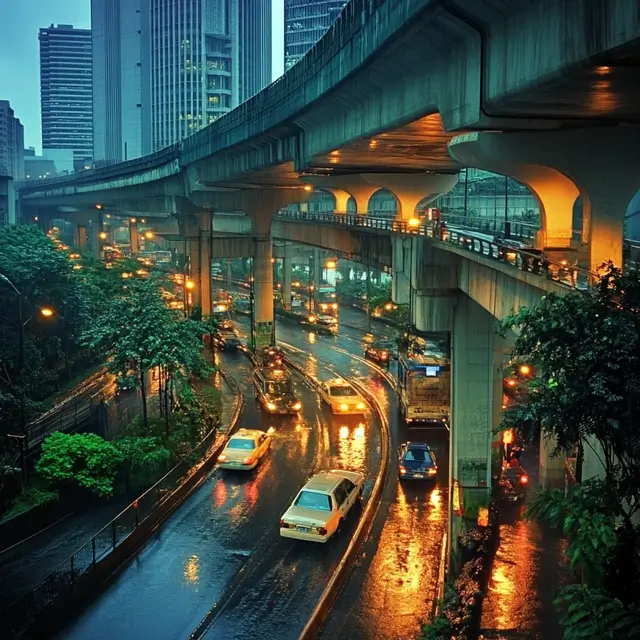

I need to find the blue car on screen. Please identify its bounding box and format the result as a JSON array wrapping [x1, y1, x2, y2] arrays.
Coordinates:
[[398, 442, 437, 480]]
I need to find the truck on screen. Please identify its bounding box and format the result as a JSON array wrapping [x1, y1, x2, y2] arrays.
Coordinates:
[[398, 352, 450, 427]]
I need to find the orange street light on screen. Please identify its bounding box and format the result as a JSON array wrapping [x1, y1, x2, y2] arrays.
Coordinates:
[[96, 204, 103, 210], [40, 307, 54, 318], [408, 217, 421, 228], [130, 217, 137, 223], [325, 260, 337, 269], [384, 302, 393, 311], [519, 364, 532, 376], [99, 231, 108, 240], [303, 185, 312, 192], [144, 231, 154, 239], [185, 280, 195, 290]]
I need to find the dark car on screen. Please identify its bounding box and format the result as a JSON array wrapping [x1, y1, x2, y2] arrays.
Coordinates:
[[259, 345, 285, 368], [213, 328, 241, 351], [364, 342, 391, 366], [398, 442, 437, 480]]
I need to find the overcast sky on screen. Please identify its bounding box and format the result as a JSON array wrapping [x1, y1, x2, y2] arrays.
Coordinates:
[[0, 1, 285, 153]]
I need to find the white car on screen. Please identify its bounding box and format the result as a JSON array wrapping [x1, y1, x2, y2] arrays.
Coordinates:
[[280, 470, 365, 543], [318, 378, 367, 414], [217, 428, 272, 470]]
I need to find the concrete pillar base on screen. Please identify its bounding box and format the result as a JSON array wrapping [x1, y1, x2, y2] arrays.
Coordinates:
[[129, 221, 140, 255], [282, 244, 293, 310]]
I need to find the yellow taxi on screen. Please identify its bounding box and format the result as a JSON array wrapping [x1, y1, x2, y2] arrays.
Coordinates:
[[217, 428, 273, 471], [318, 378, 367, 414], [280, 470, 365, 543]]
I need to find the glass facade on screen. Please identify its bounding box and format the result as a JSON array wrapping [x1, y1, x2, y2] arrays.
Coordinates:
[[92, 0, 150, 164], [284, 0, 347, 71], [0, 101, 24, 180], [39, 25, 93, 170]]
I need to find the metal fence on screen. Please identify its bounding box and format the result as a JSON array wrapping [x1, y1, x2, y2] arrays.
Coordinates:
[[1, 372, 242, 639], [275, 210, 598, 291]]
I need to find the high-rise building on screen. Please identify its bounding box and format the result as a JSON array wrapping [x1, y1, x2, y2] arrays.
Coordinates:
[[284, 0, 347, 71], [91, 0, 151, 164], [235, 0, 272, 103], [39, 24, 93, 171], [0, 101, 25, 180], [147, 0, 273, 151]]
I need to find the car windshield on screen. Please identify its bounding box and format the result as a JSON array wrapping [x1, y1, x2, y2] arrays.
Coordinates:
[[268, 381, 291, 395], [295, 491, 332, 511], [329, 386, 357, 397], [227, 438, 256, 450], [404, 448, 431, 463]]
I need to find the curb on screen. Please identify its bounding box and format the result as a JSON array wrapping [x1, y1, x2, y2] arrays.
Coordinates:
[[284, 356, 391, 640], [7, 374, 244, 640]]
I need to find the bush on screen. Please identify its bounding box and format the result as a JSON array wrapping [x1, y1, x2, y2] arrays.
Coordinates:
[[115, 437, 172, 490], [1, 487, 60, 521], [36, 432, 124, 498]]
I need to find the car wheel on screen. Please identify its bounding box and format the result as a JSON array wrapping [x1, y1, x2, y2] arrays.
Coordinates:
[[358, 487, 364, 500], [337, 517, 345, 534]]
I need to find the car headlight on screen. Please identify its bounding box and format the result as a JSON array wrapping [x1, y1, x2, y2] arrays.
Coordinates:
[[267, 402, 277, 411], [357, 402, 365, 410], [340, 403, 348, 411], [293, 402, 302, 411]]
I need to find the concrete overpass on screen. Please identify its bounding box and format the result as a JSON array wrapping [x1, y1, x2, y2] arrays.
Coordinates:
[[13, 0, 640, 522]]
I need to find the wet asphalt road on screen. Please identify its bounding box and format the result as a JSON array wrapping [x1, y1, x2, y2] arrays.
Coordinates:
[[60, 317, 384, 640], [255, 312, 450, 640]]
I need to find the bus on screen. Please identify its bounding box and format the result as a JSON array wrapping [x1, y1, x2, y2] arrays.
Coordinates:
[[398, 352, 450, 427], [316, 285, 338, 316]]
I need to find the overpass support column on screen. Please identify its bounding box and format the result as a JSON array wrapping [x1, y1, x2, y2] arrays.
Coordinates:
[[74, 225, 88, 251], [129, 220, 140, 255], [449, 128, 640, 269], [282, 243, 293, 310], [362, 174, 458, 221], [90, 213, 103, 259], [253, 221, 274, 349], [413, 243, 458, 333], [450, 294, 504, 563], [391, 237, 412, 305], [187, 213, 212, 318], [226, 258, 233, 288]]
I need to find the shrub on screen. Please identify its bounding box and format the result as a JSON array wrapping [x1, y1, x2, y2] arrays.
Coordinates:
[[36, 432, 124, 498], [1, 487, 60, 521]]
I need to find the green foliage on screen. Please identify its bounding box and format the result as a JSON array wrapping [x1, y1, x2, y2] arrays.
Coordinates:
[[508, 265, 640, 637], [554, 585, 640, 640], [36, 432, 124, 497], [2, 487, 60, 521], [82, 276, 211, 425], [115, 436, 172, 490]]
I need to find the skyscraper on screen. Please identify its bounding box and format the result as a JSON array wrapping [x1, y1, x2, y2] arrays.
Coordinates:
[[39, 25, 93, 170], [235, 0, 272, 103], [284, 0, 347, 71], [91, 0, 151, 164], [0, 101, 24, 180], [148, 0, 273, 151]]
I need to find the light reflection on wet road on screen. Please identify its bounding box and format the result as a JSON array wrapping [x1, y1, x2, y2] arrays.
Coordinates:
[[239, 311, 451, 640], [59, 352, 321, 640]]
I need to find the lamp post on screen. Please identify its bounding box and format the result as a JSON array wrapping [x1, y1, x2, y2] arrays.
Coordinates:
[[271, 258, 277, 347], [365, 260, 372, 332], [0, 273, 54, 484], [249, 258, 256, 352]]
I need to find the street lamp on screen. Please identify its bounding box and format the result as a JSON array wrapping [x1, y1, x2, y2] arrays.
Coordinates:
[[99, 231, 108, 241], [0, 273, 55, 484], [185, 280, 195, 318], [144, 231, 154, 240]]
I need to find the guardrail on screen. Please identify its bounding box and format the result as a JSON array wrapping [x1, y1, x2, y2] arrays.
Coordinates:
[[276, 210, 598, 291], [1, 371, 242, 639]]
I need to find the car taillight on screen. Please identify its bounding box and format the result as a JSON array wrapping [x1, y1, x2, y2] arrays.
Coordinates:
[[218, 454, 227, 462], [399, 466, 406, 474], [381, 352, 388, 359], [318, 527, 328, 536], [520, 474, 529, 485], [428, 468, 437, 475], [280, 519, 290, 528], [243, 457, 255, 465]]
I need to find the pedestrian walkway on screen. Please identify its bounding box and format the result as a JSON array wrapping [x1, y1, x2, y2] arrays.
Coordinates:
[[0, 365, 236, 612], [479, 451, 568, 640]]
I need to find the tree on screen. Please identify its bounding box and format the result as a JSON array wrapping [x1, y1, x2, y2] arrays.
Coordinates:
[[501, 264, 640, 637], [115, 436, 171, 490], [83, 276, 210, 427], [36, 432, 124, 497]]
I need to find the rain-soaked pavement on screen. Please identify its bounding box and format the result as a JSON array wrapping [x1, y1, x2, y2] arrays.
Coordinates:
[[479, 452, 568, 640], [60, 315, 385, 640], [240, 311, 450, 640]]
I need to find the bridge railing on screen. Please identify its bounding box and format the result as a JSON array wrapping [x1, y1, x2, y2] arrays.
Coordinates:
[[276, 210, 598, 291]]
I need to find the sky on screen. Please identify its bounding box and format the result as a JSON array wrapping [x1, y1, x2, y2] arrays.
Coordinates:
[[0, 0, 285, 153]]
